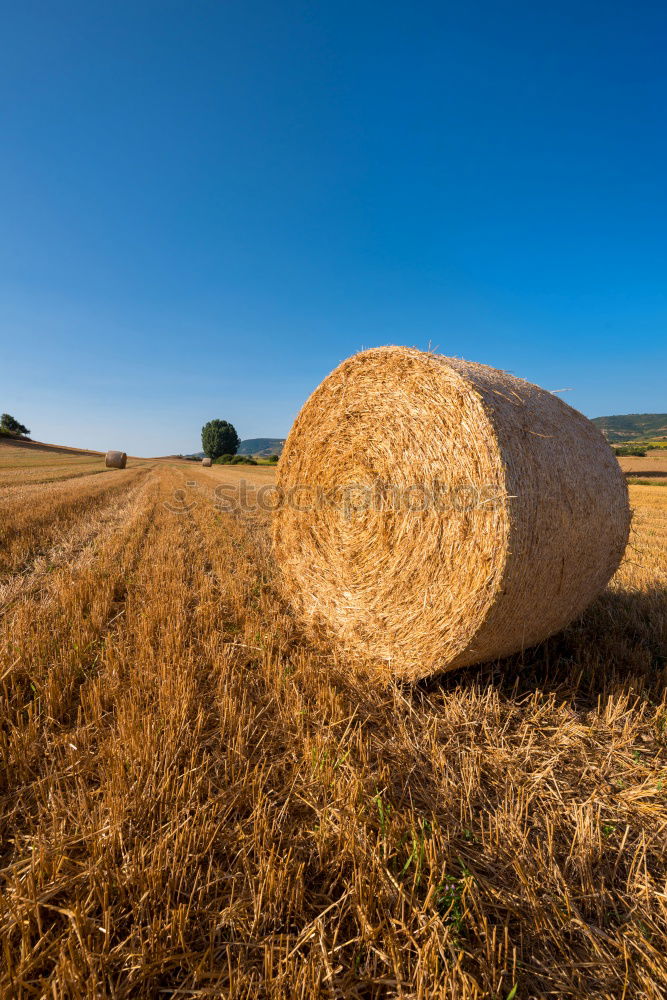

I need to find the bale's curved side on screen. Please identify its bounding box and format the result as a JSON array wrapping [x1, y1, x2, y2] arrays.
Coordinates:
[[273, 347, 630, 681], [105, 450, 127, 470], [202, 457, 212, 467], [444, 357, 630, 669]]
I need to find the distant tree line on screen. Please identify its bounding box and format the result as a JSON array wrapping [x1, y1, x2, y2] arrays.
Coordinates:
[[214, 454, 257, 465]]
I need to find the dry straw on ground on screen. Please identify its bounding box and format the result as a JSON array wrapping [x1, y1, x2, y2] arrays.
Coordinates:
[[105, 450, 127, 469], [202, 457, 212, 467], [1, 445, 666, 998], [274, 346, 631, 681]]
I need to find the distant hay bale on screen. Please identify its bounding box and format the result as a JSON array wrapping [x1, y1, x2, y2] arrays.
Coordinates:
[[105, 450, 127, 469], [273, 347, 631, 681], [202, 457, 212, 467]]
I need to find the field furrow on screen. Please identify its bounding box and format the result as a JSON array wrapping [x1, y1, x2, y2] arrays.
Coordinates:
[[0, 467, 151, 578], [0, 474, 156, 612]]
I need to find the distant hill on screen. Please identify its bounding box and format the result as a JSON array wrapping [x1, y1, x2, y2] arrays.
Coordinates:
[[237, 438, 285, 458], [592, 414, 667, 443]]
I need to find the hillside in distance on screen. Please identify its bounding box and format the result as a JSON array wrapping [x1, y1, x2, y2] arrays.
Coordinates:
[[184, 439, 285, 459], [592, 413, 667, 442], [237, 437, 285, 457]]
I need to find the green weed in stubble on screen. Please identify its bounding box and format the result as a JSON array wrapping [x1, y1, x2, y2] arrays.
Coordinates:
[[312, 746, 352, 785], [398, 817, 432, 887], [435, 862, 473, 934]]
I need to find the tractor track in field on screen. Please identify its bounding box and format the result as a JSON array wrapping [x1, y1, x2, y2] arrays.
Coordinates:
[[0, 467, 152, 579], [0, 469, 156, 614]]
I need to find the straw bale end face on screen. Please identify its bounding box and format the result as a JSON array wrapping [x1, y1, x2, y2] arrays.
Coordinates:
[[272, 347, 631, 682], [202, 457, 212, 467], [105, 450, 127, 469]]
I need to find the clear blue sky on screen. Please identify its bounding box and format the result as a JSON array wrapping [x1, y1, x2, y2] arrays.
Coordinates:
[[1, 1, 665, 456]]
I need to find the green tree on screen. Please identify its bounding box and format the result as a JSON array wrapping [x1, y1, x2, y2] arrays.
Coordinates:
[[1, 413, 30, 437], [201, 419, 239, 459]]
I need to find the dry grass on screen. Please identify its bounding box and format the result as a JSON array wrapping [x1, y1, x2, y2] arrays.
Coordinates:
[[0, 451, 666, 998], [0, 440, 103, 465]]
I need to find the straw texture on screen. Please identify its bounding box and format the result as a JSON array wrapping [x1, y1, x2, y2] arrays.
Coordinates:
[[273, 347, 631, 681], [202, 458, 212, 467], [105, 450, 127, 470]]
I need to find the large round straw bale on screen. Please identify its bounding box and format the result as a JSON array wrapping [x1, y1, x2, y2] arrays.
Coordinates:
[[273, 347, 630, 681], [105, 450, 127, 469], [202, 457, 212, 467]]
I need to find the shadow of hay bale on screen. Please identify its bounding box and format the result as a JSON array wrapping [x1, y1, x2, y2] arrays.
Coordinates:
[[421, 584, 667, 706]]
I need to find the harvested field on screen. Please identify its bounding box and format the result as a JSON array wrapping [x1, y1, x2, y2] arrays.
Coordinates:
[[1, 445, 666, 999], [618, 451, 667, 482]]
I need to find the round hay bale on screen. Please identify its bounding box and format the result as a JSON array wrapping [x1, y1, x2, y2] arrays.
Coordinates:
[[105, 450, 127, 469], [273, 347, 630, 681], [202, 457, 212, 467]]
